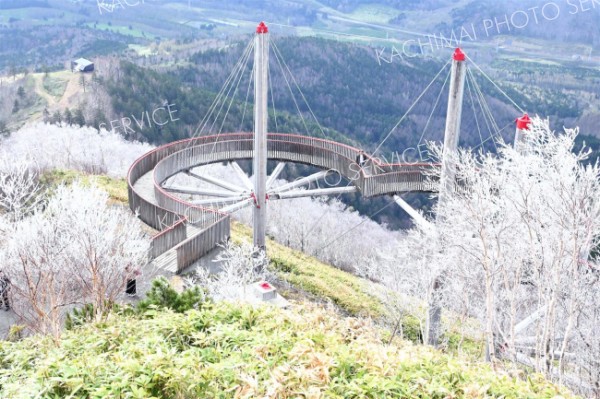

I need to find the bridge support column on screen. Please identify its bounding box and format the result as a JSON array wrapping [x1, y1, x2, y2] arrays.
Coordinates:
[[253, 22, 269, 250], [428, 48, 467, 347]]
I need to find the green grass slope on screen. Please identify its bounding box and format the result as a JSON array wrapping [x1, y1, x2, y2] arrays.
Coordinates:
[[0, 302, 574, 399], [232, 221, 383, 319]]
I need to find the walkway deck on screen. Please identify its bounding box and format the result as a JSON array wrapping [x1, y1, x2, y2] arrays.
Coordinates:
[[128, 133, 439, 273]]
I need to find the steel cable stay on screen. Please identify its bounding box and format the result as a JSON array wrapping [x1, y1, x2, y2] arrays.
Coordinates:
[[270, 40, 319, 139], [190, 37, 254, 140], [465, 70, 486, 151], [164, 31, 351, 216], [216, 44, 255, 135], [467, 67, 502, 152], [290, 67, 451, 244], [185, 36, 254, 186], [297, 58, 452, 245], [183, 36, 253, 194], [129, 24, 546, 336], [271, 40, 331, 140], [467, 68, 494, 141], [469, 67, 501, 136], [471, 121, 514, 152], [267, 39, 356, 239], [163, 37, 256, 206], [371, 58, 452, 157], [467, 68, 498, 152], [271, 42, 329, 139], [466, 55, 525, 114], [268, 38, 363, 239], [268, 35, 360, 238], [268, 52, 279, 133], [318, 60, 454, 246], [417, 67, 452, 148], [238, 51, 256, 132], [318, 49, 526, 257], [205, 40, 254, 137], [164, 31, 352, 217], [203, 38, 254, 135]]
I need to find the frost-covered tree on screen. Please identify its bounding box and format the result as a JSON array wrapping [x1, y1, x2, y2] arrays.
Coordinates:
[[387, 117, 600, 393], [0, 159, 42, 222], [0, 123, 153, 178], [194, 241, 270, 302], [1, 183, 150, 339]]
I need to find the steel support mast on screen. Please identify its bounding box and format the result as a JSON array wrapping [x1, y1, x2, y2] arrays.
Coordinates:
[[438, 47, 467, 208], [428, 48, 467, 346], [253, 22, 269, 250], [514, 113, 531, 153]]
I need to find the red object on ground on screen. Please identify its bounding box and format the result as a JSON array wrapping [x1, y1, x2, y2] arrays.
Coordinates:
[[260, 282, 272, 290], [516, 113, 532, 130], [453, 48, 466, 61], [256, 22, 268, 34]]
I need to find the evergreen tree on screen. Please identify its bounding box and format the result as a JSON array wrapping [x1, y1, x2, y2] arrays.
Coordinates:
[[0, 120, 9, 137], [12, 99, 19, 114], [42, 107, 50, 123], [9, 64, 17, 81], [16, 86, 25, 99], [52, 110, 62, 125], [64, 108, 73, 126], [73, 108, 86, 127], [92, 109, 107, 130], [79, 74, 86, 93]]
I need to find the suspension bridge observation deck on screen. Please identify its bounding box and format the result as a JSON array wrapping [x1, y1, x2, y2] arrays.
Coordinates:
[[128, 132, 438, 273], [128, 21, 529, 275]]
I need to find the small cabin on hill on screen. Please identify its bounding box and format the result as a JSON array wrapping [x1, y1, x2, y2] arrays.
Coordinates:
[[71, 58, 94, 73]]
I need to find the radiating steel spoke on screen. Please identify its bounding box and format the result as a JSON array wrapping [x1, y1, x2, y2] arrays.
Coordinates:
[[185, 169, 246, 193], [220, 198, 254, 213], [163, 185, 238, 198], [266, 162, 286, 190], [269, 170, 329, 194], [271, 186, 356, 200], [190, 195, 249, 206], [230, 161, 254, 190]]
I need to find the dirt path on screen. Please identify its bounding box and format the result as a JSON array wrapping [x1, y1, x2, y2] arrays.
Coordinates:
[[32, 73, 58, 107], [57, 73, 82, 109], [32, 72, 80, 111]]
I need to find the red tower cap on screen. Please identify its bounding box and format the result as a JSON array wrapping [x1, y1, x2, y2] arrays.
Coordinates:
[[256, 21, 268, 34], [453, 48, 466, 61], [516, 113, 531, 130]]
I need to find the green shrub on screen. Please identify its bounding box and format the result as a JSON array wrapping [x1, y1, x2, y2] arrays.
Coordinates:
[[136, 276, 206, 314], [65, 303, 96, 330], [0, 302, 576, 398]]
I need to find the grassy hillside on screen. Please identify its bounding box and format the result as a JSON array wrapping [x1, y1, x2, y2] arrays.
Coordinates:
[[232, 221, 482, 357], [232, 221, 383, 319], [0, 301, 575, 398]]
